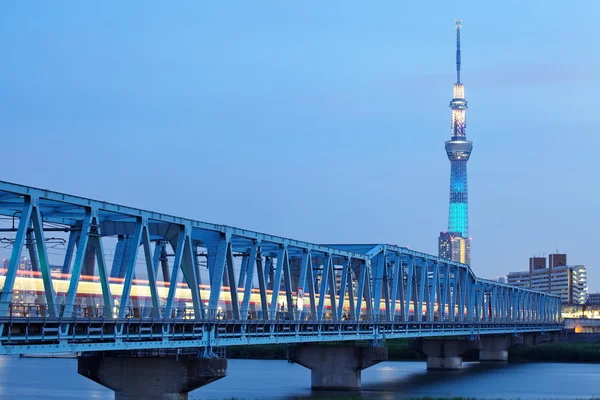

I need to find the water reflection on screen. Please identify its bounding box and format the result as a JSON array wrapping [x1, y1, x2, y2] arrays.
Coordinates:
[[0, 357, 597, 399]]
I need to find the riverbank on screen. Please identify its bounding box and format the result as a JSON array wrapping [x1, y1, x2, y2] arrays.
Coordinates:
[[226, 339, 600, 363], [509, 341, 600, 363]]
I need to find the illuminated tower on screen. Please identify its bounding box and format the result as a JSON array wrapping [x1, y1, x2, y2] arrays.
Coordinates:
[[439, 20, 472, 265]]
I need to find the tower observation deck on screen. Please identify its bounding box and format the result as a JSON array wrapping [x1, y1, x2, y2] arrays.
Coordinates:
[[439, 20, 472, 265]]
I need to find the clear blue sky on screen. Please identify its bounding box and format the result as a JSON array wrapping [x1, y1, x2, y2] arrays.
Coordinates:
[[0, 1, 598, 290]]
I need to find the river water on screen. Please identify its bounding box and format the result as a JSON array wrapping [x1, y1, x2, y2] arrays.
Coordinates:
[[0, 356, 598, 399]]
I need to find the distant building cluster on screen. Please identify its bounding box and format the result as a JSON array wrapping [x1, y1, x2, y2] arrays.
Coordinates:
[[506, 253, 588, 304], [438, 232, 471, 265], [587, 292, 600, 306]]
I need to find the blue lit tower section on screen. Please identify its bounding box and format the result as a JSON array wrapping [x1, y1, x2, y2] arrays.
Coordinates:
[[439, 20, 472, 265]]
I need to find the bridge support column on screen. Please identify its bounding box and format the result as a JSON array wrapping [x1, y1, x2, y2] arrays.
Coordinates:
[[478, 336, 510, 362], [415, 339, 476, 371], [523, 333, 552, 346], [289, 345, 387, 390], [78, 351, 227, 400]]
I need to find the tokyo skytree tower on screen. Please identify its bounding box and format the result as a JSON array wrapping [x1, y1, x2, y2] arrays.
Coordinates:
[[439, 20, 472, 265]]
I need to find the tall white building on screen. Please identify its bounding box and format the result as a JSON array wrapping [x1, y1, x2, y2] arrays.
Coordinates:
[[506, 254, 588, 304]]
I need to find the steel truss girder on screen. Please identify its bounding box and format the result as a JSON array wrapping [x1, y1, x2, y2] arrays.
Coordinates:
[[0, 180, 561, 346]]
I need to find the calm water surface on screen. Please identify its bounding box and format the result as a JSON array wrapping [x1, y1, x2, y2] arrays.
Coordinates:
[[0, 356, 598, 399]]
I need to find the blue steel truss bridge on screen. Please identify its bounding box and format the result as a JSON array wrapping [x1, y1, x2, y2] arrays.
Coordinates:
[[0, 180, 562, 398]]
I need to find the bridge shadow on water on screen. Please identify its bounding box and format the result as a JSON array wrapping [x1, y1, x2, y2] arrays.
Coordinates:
[[288, 362, 513, 400]]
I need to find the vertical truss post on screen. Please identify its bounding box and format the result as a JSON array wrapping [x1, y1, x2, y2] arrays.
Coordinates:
[[404, 256, 414, 322], [474, 281, 481, 322], [383, 259, 393, 321], [141, 221, 160, 318], [337, 258, 350, 321], [504, 289, 509, 321], [441, 263, 450, 321], [346, 260, 357, 321], [31, 203, 57, 317], [240, 242, 258, 320], [460, 268, 468, 322], [520, 290, 525, 321], [63, 209, 92, 317], [490, 286, 496, 322], [306, 254, 317, 320], [513, 289, 518, 321], [206, 231, 229, 319], [355, 259, 366, 321], [514, 289, 520, 321], [118, 219, 143, 319], [181, 234, 203, 319], [152, 241, 163, 278], [448, 265, 458, 321], [225, 242, 240, 319], [255, 248, 268, 319], [466, 279, 473, 321], [297, 251, 309, 302], [423, 261, 431, 321], [390, 256, 401, 321], [363, 259, 374, 321], [370, 252, 384, 321], [316, 254, 331, 321], [165, 227, 187, 318], [396, 256, 405, 321], [512, 289, 517, 321], [499, 286, 504, 321], [327, 256, 337, 321], [417, 258, 426, 321], [282, 250, 294, 321], [467, 276, 475, 321], [508, 289, 513, 321], [264, 257, 273, 291], [428, 260, 437, 321], [91, 217, 113, 316], [0, 201, 33, 315], [269, 246, 286, 320]]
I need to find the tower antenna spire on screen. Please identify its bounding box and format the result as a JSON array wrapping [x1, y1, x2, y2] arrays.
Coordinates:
[[455, 19, 462, 84]]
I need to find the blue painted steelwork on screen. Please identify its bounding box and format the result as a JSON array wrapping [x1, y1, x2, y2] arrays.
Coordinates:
[[0, 180, 562, 355]]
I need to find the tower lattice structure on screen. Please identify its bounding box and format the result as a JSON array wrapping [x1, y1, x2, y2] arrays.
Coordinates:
[[439, 20, 472, 265]]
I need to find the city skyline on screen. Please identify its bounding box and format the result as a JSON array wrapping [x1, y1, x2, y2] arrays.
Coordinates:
[[0, 2, 598, 291]]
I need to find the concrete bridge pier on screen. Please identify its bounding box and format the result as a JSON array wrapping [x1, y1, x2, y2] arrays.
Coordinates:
[[478, 336, 513, 362], [78, 351, 227, 399], [522, 332, 553, 346], [289, 344, 388, 390], [414, 339, 477, 370]]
